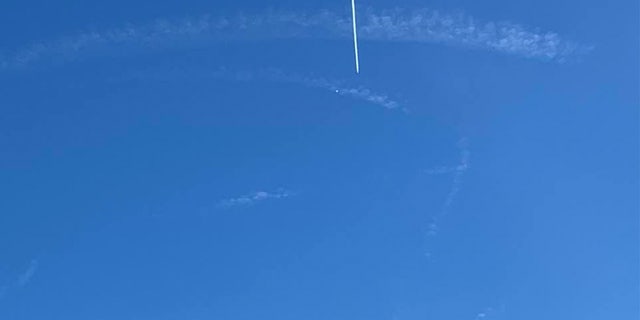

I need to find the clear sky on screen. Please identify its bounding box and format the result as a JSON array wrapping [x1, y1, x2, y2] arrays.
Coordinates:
[[0, 0, 638, 319]]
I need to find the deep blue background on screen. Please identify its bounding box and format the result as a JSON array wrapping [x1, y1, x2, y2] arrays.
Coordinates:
[[0, 0, 637, 319]]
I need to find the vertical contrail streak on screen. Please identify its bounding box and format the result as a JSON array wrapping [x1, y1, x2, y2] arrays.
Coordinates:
[[351, 0, 360, 74]]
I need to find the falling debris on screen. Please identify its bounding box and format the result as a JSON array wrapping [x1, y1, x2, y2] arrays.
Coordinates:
[[351, 0, 360, 74]]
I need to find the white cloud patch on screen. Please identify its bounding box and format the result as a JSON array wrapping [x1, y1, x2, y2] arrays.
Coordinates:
[[0, 7, 588, 69], [218, 189, 292, 208]]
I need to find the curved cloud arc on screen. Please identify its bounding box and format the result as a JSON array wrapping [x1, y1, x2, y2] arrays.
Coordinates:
[[0, 7, 589, 69]]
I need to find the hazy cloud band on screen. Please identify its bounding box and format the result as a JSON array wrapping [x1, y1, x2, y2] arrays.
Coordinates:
[[1, 7, 589, 69]]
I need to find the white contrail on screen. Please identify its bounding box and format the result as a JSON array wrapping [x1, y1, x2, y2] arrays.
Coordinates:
[[351, 0, 360, 73]]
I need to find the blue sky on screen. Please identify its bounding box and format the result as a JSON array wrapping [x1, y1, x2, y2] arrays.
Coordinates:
[[0, 0, 638, 319]]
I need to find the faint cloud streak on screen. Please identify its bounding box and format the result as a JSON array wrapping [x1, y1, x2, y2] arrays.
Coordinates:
[[219, 67, 405, 111], [424, 138, 470, 240], [0, 259, 39, 301], [16, 260, 38, 287]]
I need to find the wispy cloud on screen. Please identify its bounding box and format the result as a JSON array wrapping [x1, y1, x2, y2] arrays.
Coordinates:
[[16, 260, 38, 287], [0, 259, 39, 300], [427, 138, 470, 215], [357, 8, 589, 61], [424, 138, 470, 239], [125, 66, 405, 112], [335, 87, 401, 110], [216, 67, 405, 111], [0, 7, 588, 69], [218, 189, 292, 208], [474, 305, 507, 319]]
